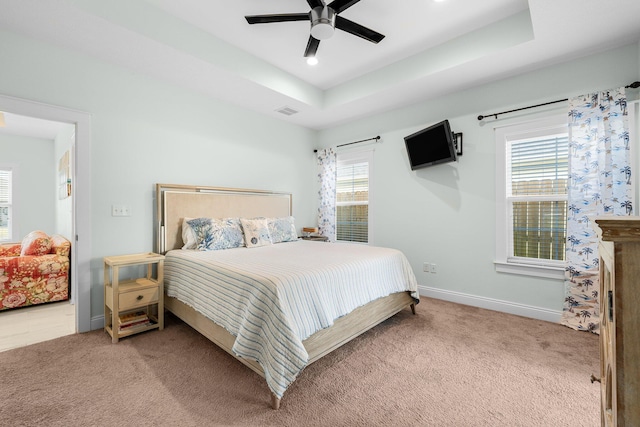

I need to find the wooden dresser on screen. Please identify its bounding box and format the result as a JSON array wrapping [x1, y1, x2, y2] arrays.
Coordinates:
[[594, 217, 640, 426]]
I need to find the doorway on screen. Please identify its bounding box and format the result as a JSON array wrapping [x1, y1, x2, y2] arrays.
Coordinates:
[[0, 94, 91, 336]]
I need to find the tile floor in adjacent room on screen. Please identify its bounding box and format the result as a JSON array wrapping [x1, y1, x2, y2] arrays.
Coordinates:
[[0, 301, 76, 352]]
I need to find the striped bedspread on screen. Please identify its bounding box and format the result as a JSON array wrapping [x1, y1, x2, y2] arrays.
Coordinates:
[[164, 240, 419, 399]]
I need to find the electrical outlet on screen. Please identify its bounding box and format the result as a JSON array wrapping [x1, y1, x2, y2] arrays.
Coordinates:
[[429, 263, 437, 274], [423, 262, 429, 272]]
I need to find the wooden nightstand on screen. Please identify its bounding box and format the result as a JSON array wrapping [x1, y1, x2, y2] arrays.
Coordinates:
[[104, 252, 164, 343]]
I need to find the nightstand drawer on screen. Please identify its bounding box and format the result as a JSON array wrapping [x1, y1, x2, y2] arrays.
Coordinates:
[[119, 287, 159, 310]]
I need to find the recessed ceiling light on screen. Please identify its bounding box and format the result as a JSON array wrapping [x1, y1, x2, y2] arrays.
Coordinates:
[[307, 57, 319, 66]]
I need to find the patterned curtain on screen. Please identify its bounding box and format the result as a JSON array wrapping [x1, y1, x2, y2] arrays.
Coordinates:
[[317, 148, 337, 242], [561, 87, 632, 332]]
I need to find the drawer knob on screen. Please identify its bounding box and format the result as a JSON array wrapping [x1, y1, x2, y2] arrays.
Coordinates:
[[136, 295, 144, 301]]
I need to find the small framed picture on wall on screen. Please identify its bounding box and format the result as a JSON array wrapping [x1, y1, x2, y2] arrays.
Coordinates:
[[58, 150, 71, 199]]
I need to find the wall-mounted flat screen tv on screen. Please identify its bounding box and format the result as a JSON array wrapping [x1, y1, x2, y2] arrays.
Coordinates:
[[404, 119, 457, 170]]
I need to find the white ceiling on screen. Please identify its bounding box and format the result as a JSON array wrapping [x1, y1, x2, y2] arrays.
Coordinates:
[[0, 112, 70, 140], [0, 0, 639, 133]]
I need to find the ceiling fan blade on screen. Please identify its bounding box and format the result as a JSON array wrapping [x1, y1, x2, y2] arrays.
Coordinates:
[[327, 0, 361, 14], [304, 36, 321, 57], [307, 0, 324, 8], [335, 16, 385, 43], [245, 13, 309, 24]]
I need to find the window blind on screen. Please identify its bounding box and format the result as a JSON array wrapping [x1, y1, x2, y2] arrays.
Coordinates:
[[509, 136, 569, 195], [508, 134, 568, 261], [0, 169, 12, 240], [336, 160, 369, 243]]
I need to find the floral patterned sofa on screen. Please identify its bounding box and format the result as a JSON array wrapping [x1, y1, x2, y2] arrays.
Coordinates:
[[0, 231, 71, 311]]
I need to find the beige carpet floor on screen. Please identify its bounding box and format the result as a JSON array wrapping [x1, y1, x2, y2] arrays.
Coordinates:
[[0, 298, 600, 426]]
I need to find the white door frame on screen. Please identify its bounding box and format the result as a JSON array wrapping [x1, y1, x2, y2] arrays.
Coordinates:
[[0, 94, 92, 332]]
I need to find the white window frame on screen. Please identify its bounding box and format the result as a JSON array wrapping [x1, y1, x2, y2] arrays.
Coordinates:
[[0, 164, 18, 243], [495, 116, 567, 279], [336, 149, 374, 245]]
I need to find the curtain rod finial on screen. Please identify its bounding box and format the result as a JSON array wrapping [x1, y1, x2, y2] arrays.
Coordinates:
[[477, 115, 484, 121]]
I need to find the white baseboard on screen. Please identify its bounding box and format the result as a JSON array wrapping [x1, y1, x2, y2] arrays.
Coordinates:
[[92, 289, 561, 330], [91, 315, 105, 331], [418, 285, 562, 323]]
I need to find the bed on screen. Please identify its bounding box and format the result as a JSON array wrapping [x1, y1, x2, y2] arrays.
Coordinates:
[[155, 183, 419, 409]]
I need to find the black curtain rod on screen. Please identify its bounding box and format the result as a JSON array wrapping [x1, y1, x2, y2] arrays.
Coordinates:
[[477, 99, 566, 121], [477, 81, 640, 121], [337, 135, 380, 148], [313, 135, 380, 153]]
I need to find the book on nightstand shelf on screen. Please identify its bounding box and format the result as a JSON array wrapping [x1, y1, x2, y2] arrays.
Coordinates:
[[118, 310, 148, 326], [119, 319, 152, 332], [117, 310, 155, 332], [117, 310, 159, 332]]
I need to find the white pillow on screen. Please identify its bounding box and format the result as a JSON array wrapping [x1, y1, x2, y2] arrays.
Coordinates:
[[240, 218, 272, 248], [181, 217, 197, 250]]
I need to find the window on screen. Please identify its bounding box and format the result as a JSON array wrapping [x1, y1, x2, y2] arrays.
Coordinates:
[[0, 167, 13, 241], [336, 150, 373, 243], [495, 116, 568, 279]]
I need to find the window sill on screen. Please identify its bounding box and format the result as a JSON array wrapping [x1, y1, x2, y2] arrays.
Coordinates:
[[494, 261, 565, 280]]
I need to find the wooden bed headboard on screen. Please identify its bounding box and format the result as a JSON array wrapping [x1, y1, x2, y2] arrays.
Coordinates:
[[155, 184, 292, 254]]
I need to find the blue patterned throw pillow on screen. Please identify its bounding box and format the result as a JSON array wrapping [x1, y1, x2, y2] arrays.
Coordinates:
[[187, 218, 245, 251], [268, 216, 298, 243]]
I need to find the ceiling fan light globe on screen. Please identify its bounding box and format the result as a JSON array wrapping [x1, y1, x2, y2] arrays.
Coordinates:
[[311, 22, 334, 40], [310, 6, 336, 40]]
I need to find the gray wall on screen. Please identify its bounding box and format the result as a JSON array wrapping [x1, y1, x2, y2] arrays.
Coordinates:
[[1, 22, 638, 325], [0, 133, 56, 239], [0, 28, 317, 321], [316, 42, 640, 319]]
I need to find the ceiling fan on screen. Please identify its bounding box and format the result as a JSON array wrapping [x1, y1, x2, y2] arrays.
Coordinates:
[[245, 0, 385, 58]]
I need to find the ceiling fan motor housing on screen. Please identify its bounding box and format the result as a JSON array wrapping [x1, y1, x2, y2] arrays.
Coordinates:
[[310, 6, 336, 40]]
